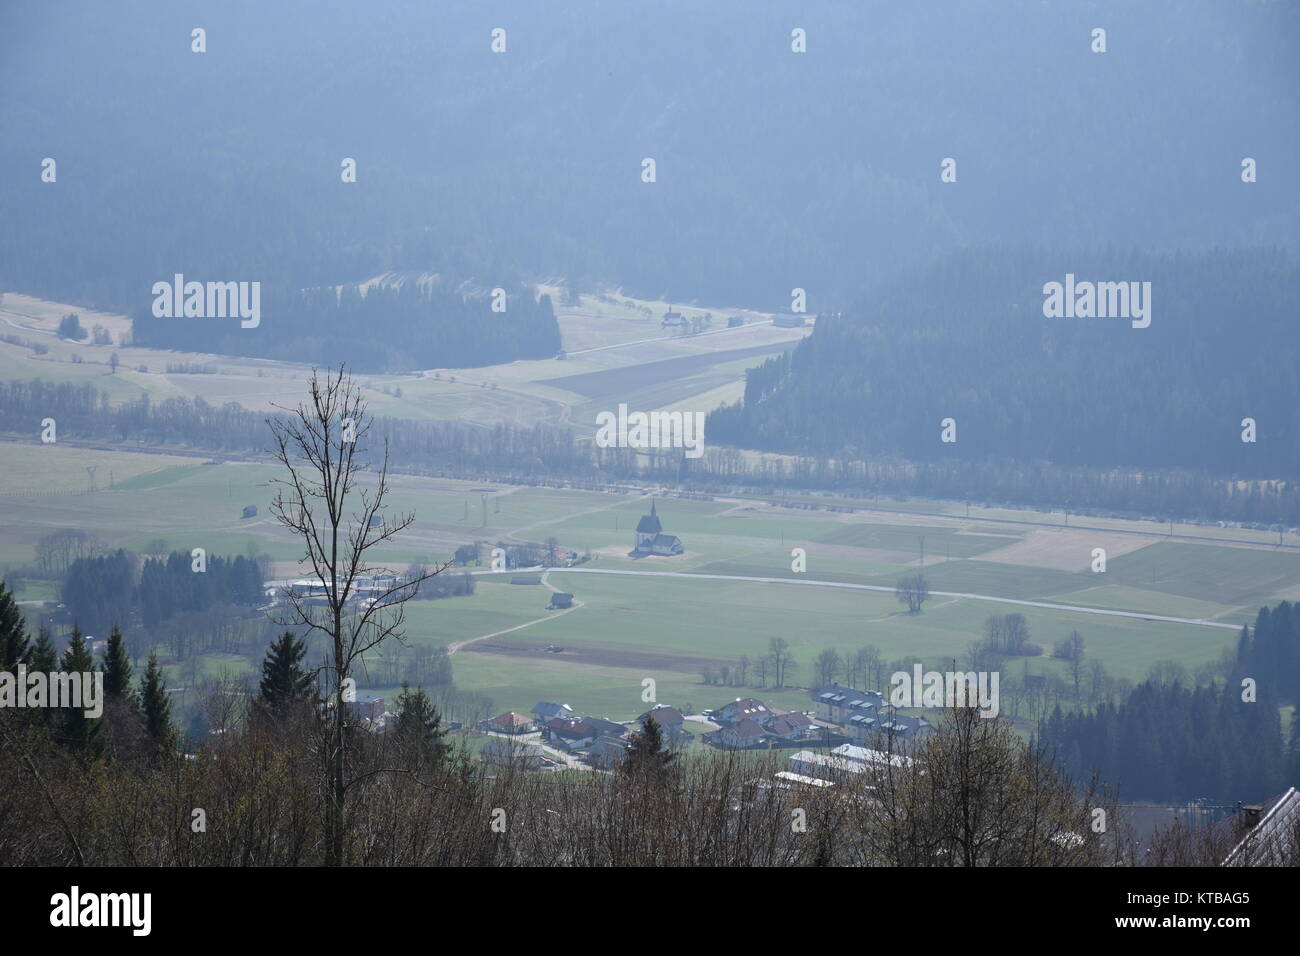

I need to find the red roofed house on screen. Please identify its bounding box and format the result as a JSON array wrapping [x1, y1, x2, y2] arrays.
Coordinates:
[[764, 712, 815, 741], [715, 718, 768, 750], [488, 711, 536, 735]]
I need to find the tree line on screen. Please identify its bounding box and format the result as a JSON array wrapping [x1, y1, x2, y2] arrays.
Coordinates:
[[131, 281, 560, 372], [5, 377, 1297, 526], [1042, 601, 1300, 804], [62, 549, 265, 638]]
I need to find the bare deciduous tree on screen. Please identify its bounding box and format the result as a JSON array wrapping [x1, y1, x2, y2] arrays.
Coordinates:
[[895, 572, 930, 614], [268, 365, 448, 865]]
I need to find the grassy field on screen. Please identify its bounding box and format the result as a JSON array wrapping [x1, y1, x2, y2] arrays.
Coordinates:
[[3, 290, 1297, 727], [0, 288, 805, 436], [6, 440, 1286, 723]]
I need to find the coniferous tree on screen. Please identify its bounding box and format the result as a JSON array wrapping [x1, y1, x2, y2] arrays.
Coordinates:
[[58, 625, 101, 755], [0, 579, 30, 672], [622, 715, 676, 780], [392, 682, 448, 764], [140, 653, 173, 750], [258, 631, 315, 713], [29, 627, 56, 674], [100, 625, 137, 710]]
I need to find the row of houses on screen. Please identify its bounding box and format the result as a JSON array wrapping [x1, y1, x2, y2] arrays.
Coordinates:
[[480, 702, 691, 772], [812, 684, 934, 746], [702, 697, 819, 750], [479, 682, 934, 768]]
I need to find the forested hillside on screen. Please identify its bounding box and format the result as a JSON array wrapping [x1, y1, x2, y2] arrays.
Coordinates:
[[1043, 601, 1300, 803], [130, 280, 559, 371], [708, 250, 1300, 478], [1, 0, 1296, 317]]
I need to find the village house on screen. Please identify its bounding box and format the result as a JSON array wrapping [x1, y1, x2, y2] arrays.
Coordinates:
[[813, 684, 886, 726], [845, 710, 933, 746], [480, 737, 546, 771], [638, 705, 692, 744], [1223, 787, 1300, 866], [547, 592, 574, 610], [763, 711, 816, 741], [487, 711, 536, 735], [716, 697, 772, 725], [545, 716, 597, 750], [584, 716, 629, 738], [715, 718, 768, 750], [531, 701, 574, 723], [586, 736, 630, 770], [349, 694, 386, 721]]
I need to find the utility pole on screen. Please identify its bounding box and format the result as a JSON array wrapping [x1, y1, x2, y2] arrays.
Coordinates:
[[85, 465, 97, 493], [919, 535, 925, 567]]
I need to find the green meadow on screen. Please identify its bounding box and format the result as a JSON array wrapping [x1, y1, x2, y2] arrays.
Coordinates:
[[1, 443, 1292, 724]]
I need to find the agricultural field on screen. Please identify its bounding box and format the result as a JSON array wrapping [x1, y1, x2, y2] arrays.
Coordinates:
[[0, 288, 806, 435], [3, 288, 1296, 729], [4, 440, 1295, 725]]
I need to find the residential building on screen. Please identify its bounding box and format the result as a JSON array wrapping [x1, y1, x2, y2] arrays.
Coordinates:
[[480, 738, 546, 771], [716, 697, 771, 726], [715, 718, 768, 750], [813, 684, 885, 726], [531, 701, 574, 723], [1223, 787, 1300, 866], [587, 736, 630, 769], [546, 716, 597, 749], [488, 711, 536, 735], [350, 694, 386, 721], [584, 716, 628, 738], [764, 711, 816, 741]]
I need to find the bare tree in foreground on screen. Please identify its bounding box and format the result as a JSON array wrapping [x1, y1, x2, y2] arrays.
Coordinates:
[[268, 364, 448, 865]]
